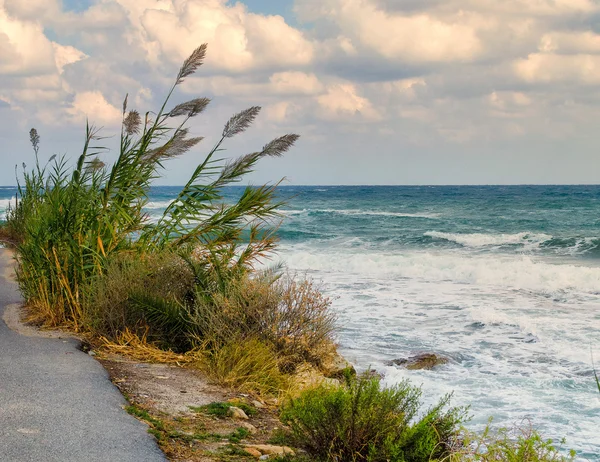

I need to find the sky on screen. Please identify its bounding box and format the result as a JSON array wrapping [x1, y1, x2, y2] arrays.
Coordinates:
[[1, 0, 600, 185]]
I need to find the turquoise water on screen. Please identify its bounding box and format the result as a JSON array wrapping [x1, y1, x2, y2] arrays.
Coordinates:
[[2, 185, 600, 457]]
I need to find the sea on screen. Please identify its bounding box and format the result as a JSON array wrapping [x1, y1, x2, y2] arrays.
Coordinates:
[[2, 184, 600, 458]]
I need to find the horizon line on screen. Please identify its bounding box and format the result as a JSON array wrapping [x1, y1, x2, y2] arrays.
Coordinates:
[[1, 183, 600, 187]]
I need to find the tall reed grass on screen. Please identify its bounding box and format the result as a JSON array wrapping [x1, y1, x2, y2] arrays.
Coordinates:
[[9, 44, 298, 330]]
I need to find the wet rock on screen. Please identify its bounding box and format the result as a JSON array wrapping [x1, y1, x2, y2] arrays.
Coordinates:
[[385, 353, 449, 370]]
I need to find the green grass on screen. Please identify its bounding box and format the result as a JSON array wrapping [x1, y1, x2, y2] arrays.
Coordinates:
[[125, 404, 166, 433], [228, 427, 250, 443], [190, 401, 257, 419]]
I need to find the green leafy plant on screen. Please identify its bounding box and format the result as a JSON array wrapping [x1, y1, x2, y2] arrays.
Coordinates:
[[280, 373, 467, 462], [443, 419, 576, 462]]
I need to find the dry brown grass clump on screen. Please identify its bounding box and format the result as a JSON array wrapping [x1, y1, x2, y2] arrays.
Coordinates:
[[192, 273, 337, 373]]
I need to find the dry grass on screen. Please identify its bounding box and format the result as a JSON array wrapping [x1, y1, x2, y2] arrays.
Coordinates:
[[99, 328, 201, 366], [201, 337, 290, 397], [192, 273, 336, 373]]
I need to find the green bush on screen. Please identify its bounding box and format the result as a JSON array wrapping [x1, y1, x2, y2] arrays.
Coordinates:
[[280, 373, 467, 462], [447, 420, 576, 461], [82, 251, 194, 341]]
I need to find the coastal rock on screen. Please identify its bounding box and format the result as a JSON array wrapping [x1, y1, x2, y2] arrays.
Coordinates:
[[385, 353, 449, 370], [320, 350, 356, 379]]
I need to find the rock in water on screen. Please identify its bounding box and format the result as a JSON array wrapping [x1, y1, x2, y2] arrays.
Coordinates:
[[386, 353, 449, 370]]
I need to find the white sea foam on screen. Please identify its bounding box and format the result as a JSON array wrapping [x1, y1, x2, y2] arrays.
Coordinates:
[[424, 231, 552, 247], [279, 244, 600, 456], [281, 209, 308, 216], [144, 200, 174, 210], [0, 198, 15, 218], [285, 209, 440, 219], [279, 247, 600, 296]]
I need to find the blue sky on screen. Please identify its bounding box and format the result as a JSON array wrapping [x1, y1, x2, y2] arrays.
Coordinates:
[[1, 0, 600, 185]]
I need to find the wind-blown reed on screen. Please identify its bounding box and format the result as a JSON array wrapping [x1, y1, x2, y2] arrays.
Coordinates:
[[8, 44, 298, 329]]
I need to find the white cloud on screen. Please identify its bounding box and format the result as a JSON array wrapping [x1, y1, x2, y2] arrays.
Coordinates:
[[514, 53, 600, 84], [269, 72, 323, 95], [66, 91, 122, 126], [52, 43, 87, 74], [135, 0, 313, 73], [0, 7, 56, 75], [2, 0, 600, 184], [317, 83, 380, 120]]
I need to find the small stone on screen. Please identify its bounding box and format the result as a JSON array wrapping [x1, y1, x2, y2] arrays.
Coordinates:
[[88, 350, 96, 357], [244, 444, 294, 456], [251, 400, 265, 409], [259, 456, 269, 460], [323, 378, 341, 387], [238, 421, 258, 433], [244, 447, 262, 458], [228, 406, 249, 420]]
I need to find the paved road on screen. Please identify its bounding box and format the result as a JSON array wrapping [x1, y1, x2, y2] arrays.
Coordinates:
[[0, 249, 166, 462]]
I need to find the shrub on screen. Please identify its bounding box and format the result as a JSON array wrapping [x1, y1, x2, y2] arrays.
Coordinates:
[[83, 251, 194, 341], [445, 420, 576, 462], [188, 269, 336, 371], [280, 373, 467, 462]]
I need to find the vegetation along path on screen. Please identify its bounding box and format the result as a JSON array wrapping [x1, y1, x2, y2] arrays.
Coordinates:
[[0, 249, 166, 462]]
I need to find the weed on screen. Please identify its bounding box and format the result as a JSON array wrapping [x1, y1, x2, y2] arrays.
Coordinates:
[[267, 428, 293, 446], [125, 404, 166, 432], [228, 427, 250, 443], [195, 402, 232, 418], [10, 43, 297, 332], [202, 337, 289, 396]]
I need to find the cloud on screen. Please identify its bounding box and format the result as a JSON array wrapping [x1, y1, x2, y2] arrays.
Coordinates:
[[2, 0, 600, 184], [136, 0, 314, 73], [64, 91, 122, 126], [317, 83, 380, 121]]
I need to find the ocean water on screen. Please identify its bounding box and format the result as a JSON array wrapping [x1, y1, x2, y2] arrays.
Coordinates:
[[2, 185, 600, 457]]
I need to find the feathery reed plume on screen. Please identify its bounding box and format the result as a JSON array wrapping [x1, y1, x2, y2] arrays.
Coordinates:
[[122, 94, 128, 115], [223, 106, 261, 138], [143, 128, 204, 163], [29, 128, 40, 156], [85, 157, 106, 172], [262, 134, 300, 157], [123, 110, 141, 135], [176, 44, 207, 85], [169, 97, 211, 118]]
